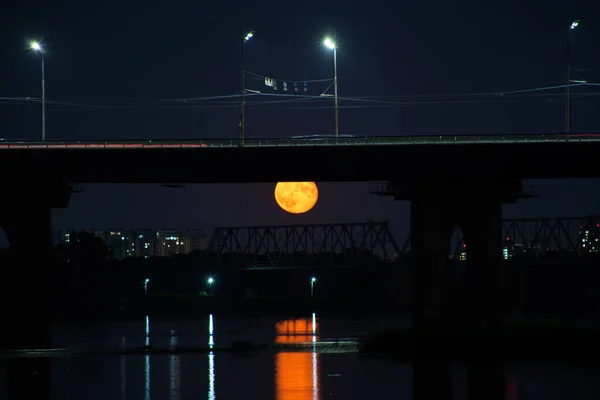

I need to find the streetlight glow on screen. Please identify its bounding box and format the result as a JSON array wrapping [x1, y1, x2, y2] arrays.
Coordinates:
[[323, 36, 339, 137], [311, 277, 316, 282], [565, 19, 580, 135], [570, 20, 580, 30], [207, 276, 214, 296], [323, 37, 336, 49], [240, 29, 255, 143], [29, 39, 46, 140]]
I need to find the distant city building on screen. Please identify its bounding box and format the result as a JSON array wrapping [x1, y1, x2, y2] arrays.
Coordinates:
[[503, 236, 514, 259], [54, 228, 210, 259], [459, 243, 467, 261], [154, 229, 209, 257], [580, 222, 600, 254], [106, 230, 133, 259], [450, 237, 516, 260], [131, 230, 156, 258], [185, 229, 210, 253], [54, 230, 72, 246], [157, 230, 183, 257]]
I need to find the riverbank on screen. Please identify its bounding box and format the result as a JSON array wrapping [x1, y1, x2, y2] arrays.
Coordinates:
[[359, 321, 600, 361], [53, 294, 410, 324]]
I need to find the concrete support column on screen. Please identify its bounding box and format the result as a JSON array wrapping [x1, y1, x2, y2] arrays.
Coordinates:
[[456, 200, 507, 400], [410, 198, 454, 329], [403, 180, 519, 400], [0, 183, 70, 400], [413, 363, 453, 400], [458, 199, 505, 330], [0, 206, 52, 349], [410, 198, 454, 399], [0, 206, 53, 400]]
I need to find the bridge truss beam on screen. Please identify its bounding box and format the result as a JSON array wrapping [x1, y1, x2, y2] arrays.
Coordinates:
[[399, 215, 600, 259], [209, 222, 401, 267], [208, 215, 600, 267]]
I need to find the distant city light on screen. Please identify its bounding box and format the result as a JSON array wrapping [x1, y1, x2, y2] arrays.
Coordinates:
[[54, 228, 209, 259], [570, 20, 580, 30]]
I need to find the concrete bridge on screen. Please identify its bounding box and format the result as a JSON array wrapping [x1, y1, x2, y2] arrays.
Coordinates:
[[2, 132, 600, 361], [0, 134, 600, 185]]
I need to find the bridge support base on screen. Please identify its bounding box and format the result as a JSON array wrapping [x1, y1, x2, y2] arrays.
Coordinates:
[[410, 191, 508, 330], [0, 183, 71, 400], [406, 180, 519, 400]]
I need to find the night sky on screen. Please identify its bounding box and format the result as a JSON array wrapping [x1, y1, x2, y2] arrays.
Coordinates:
[[1, 0, 599, 247]]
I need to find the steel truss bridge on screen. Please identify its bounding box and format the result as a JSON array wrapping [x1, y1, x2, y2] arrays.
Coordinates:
[[498, 215, 600, 255], [208, 216, 600, 268], [208, 222, 401, 268]]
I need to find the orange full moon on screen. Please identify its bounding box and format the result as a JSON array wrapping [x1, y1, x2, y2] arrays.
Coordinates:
[[274, 182, 319, 214]]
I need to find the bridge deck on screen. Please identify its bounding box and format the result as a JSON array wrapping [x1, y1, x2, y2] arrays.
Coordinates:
[[0, 134, 599, 149], [1, 134, 600, 183]]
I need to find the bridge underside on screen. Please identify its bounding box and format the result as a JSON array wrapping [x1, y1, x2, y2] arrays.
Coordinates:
[[2, 141, 600, 183]]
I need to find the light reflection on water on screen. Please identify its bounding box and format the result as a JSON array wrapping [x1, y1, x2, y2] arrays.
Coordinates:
[[120, 336, 127, 400], [208, 351, 215, 400], [169, 331, 180, 400], [145, 315, 151, 400], [208, 314, 214, 349], [135, 313, 346, 399], [208, 314, 215, 400], [275, 313, 320, 400], [7, 314, 600, 399], [47, 314, 529, 399]]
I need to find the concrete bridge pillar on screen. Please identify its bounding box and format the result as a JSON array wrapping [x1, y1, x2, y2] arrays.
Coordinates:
[[408, 181, 517, 400], [458, 199, 505, 330], [0, 183, 71, 400], [407, 179, 519, 330], [0, 206, 53, 349], [410, 198, 455, 329]]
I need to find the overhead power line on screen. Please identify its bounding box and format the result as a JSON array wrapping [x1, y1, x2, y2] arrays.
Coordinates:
[[1, 83, 599, 113]]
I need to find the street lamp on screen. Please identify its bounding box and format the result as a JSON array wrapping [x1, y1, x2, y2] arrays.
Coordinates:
[[144, 278, 150, 295], [207, 276, 214, 296], [565, 19, 580, 135], [323, 37, 339, 137], [30, 40, 46, 141], [240, 30, 254, 144], [310, 277, 316, 297]]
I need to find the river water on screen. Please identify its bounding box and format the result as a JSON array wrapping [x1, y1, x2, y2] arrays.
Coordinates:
[[2, 314, 600, 399]]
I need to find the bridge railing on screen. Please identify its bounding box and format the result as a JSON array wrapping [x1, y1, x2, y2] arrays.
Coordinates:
[[0, 134, 599, 149]]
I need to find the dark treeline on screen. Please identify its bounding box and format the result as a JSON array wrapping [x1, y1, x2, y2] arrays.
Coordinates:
[[0, 230, 599, 320]]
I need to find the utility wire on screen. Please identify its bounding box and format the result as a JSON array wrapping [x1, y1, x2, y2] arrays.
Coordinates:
[[1, 83, 599, 111]]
